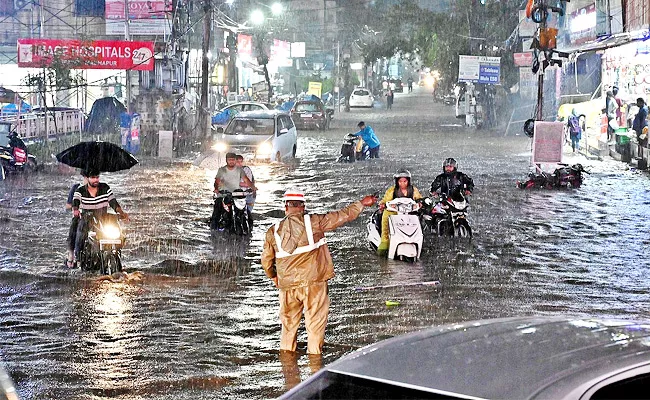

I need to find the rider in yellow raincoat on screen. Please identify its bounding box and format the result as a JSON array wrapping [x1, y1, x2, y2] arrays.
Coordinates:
[[377, 169, 423, 257]]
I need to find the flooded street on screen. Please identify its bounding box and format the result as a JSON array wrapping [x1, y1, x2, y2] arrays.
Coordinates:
[[2, 88, 650, 399]]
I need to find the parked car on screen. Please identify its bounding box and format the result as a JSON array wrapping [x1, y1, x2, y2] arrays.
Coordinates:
[[212, 110, 297, 162], [211, 102, 270, 129], [290, 100, 331, 130], [281, 316, 650, 399], [349, 88, 374, 108]]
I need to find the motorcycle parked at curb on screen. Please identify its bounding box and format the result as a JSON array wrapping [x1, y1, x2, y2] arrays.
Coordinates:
[[77, 213, 125, 275], [517, 163, 588, 189], [367, 197, 423, 262], [0, 130, 38, 180], [210, 188, 253, 235], [420, 190, 472, 238], [337, 133, 370, 162]]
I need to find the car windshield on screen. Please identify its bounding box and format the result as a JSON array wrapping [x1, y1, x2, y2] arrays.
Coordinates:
[[295, 103, 319, 112], [225, 118, 275, 136]]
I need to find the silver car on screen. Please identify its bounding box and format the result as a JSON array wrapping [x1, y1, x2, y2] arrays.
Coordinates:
[[281, 316, 650, 399], [212, 110, 297, 162]]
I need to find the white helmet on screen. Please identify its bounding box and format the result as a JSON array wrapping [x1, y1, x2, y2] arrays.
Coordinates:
[[282, 188, 305, 203]]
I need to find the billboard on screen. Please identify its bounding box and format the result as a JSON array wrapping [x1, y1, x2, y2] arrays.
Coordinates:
[[17, 39, 155, 70], [458, 55, 500, 84], [105, 0, 171, 35]]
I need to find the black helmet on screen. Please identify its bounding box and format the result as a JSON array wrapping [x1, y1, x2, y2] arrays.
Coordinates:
[[443, 158, 457, 172]]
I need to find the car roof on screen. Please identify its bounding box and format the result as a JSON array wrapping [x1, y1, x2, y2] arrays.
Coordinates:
[[289, 316, 650, 399], [233, 109, 287, 119]]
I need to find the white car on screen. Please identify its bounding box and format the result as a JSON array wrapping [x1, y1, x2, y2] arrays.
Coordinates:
[[211, 102, 271, 130], [349, 88, 374, 108], [212, 110, 297, 162]]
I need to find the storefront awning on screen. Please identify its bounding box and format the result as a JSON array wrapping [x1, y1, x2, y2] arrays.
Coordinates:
[[557, 28, 650, 55]]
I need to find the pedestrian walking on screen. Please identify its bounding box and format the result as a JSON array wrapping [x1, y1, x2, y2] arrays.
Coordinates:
[[386, 88, 394, 110], [407, 77, 413, 93], [261, 189, 377, 354], [606, 90, 618, 141], [632, 97, 648, 157], [612, 86, 624, 127], [567, 109, 582, 153]]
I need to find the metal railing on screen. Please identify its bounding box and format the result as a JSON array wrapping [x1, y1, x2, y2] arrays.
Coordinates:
[[0, 110, 85, 140]]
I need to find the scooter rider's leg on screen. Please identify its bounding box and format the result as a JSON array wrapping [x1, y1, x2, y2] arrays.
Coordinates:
[[378, 210, 392, 257], [210, 199, 222, 230]]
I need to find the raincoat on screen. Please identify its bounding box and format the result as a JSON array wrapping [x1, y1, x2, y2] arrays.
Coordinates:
[[378, 186, 423, 247], [261, 201, 364, 289], [261, 201, 365, 354]]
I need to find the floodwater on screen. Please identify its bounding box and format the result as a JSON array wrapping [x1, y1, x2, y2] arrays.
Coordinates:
[[1, 88, 650, 399]]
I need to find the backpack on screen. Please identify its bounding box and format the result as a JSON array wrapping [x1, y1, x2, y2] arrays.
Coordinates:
[[567, 116, 581, 135]]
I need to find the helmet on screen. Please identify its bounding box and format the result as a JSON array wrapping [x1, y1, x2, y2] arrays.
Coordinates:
[[393, 169, 411, 180], [443, 158, 457, 172], [282, 188, 305, 203]]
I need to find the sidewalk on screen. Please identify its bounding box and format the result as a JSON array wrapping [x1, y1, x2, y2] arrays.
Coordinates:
[[576, 127, 648, 170]]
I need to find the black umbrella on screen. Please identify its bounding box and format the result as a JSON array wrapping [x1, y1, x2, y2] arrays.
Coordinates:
[[55, 141, 138, 173]]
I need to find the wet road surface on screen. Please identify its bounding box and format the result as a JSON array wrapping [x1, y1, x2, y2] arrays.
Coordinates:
[[1, 87, 650, 399]]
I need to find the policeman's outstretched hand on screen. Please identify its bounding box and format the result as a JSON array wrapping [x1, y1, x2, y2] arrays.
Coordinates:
[[361, 195, 377, 207]]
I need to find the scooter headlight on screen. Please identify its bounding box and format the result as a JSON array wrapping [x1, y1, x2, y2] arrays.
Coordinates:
[[257, 141, 273, 155], [102, 223, 121, 240], [213, 142, 228, 152]]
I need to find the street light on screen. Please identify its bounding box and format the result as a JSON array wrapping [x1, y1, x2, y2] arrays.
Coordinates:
[[271, 2, 283, 16], [250, 9, 265, 25]]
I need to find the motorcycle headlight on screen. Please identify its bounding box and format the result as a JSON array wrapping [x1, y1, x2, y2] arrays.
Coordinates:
[[257, 141, 273, 155], [102, 223, 121, 240], [213, 142, 228, 152]]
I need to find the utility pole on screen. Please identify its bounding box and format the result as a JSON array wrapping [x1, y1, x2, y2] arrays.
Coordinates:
[[200, 0, 212, 139], [124, 0, 132, 112]]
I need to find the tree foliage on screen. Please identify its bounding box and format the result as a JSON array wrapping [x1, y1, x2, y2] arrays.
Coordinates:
[[356, 0, 522, 91]]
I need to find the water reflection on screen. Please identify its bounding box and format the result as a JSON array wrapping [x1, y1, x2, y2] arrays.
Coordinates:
[[278, 351, 323, 391]]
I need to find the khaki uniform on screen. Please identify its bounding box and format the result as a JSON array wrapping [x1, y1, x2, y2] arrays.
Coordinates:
[[261, 201, 364, 354], [379, 186, 423, 245]]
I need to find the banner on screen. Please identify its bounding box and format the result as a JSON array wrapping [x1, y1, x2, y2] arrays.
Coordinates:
[[238, 34, 253, 57], [105, 0, 171, 19], [532, 121, 564, 164], [513, 52, 533, 67], [17, 39, 155, 70], [105, 0, 171, 35]]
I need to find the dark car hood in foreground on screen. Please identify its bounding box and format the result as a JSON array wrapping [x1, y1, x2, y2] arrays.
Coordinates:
[[283, 316, 650, 400]]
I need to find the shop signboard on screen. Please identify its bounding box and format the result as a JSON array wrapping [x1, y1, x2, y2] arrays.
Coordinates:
[[569, 4, 597, 45], [105, 0, 171, 35], [458, 55, 500, 84], [519, 67, 537, 100], [17, 38, 154, 70], [290, 42, 305, 58], [532, 121, 564, 165], [271, 39, 292, 67], [514, 52, 533, 67], [308, 82, 322, 98]]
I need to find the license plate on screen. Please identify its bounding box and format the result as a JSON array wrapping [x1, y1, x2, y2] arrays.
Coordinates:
[[302, 113, 312, 118], [100, 239, 122, 245]]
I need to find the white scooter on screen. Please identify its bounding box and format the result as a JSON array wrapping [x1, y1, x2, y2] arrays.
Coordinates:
[[367, 197, 423, 262]]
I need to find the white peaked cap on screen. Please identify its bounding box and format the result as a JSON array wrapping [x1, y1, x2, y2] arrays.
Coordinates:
[[282, 188, 305, 202]]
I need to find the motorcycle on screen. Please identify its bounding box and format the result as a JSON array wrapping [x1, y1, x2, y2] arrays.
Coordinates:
[[77, 213, 125, 275], [0, 132, 38, 180], [420, 190, 472, 238], [210, 188, 253, 235], [517, 163, 588, 189], [337, 133, 370, 163], [367, 197, 423, 262]]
